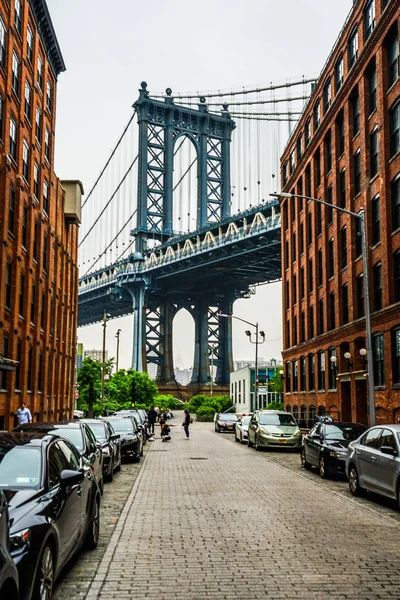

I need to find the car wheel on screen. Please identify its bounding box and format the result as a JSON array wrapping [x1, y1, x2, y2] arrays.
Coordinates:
[[348, 465, 362, 497], [85, 497, 100, 550], [319, 455, 329, 478], [301, 448, 311, 470], [32, 543, 54, 600], [99, 476, 104, 495], [247, 435, 254, 447], [240, 433, 244, 444], [140, 445, 144, 457], [235, 432, 239, 442], [255, 436, 262, 451]]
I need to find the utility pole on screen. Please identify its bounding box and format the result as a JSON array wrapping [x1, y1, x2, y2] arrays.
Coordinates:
[[116, 329, 121, 373], [210, 344, 215, 396], [101, 312, 110, 406]]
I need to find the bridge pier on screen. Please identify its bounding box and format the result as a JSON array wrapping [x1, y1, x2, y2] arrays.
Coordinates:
[[215, 298, 234, 386], [191, 298, 210, 385]]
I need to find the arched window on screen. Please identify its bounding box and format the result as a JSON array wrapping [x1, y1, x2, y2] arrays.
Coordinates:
[[293, 406, 299, 421], [300, 405, 307, 428], [308, 405, 316, 428], [286, 404, 291, 414]]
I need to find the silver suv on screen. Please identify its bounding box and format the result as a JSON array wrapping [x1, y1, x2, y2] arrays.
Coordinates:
[[247, 410, 302, 451]]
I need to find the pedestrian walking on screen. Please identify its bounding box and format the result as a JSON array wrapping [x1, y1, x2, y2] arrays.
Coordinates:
[[16, 401, 32, 426], [182, 409, 191, 439], [148, 407, 157, 435]]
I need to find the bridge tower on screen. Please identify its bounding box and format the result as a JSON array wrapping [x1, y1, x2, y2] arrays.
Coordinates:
[[128, 82, 236, 388]]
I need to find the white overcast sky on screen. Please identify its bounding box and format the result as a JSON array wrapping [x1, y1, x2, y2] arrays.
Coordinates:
[[47, 0, 353, 371]]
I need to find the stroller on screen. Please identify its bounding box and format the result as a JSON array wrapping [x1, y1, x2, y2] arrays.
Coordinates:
[[161, 421, 171, 442]]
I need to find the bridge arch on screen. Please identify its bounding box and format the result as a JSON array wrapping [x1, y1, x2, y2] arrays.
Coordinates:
[[173, 308, 195, 385], [172, 135, 198, 234]]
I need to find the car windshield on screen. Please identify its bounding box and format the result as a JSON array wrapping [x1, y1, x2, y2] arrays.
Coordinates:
[[325, 424, 365, 440], [241, 416, 251, 425], [87, 423, 107, 441], [219, 414, 237, 421], [49, 428, 83, 451], [0, 447, 41, 489], [108, 419, 133, 433], [259, 413, 297, 426]]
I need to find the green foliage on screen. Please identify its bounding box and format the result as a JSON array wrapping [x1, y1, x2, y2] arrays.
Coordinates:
[[267, 370, 284, 394], [265, 401, 284, 410], [154, 395, 182, 411], [77, 358, 102, 412], [195, 404, 216, 421], [187, 394, 233, 421]]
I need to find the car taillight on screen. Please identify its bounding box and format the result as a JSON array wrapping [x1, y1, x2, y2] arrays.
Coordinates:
[[90, 463, 95, 473]]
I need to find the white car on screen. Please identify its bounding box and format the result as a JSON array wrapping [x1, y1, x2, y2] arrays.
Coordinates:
[[235, 415, 251, 444]]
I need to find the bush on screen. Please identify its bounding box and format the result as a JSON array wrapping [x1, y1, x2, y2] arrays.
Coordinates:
[[196, 404, 216, 422], [266, 401, 284, 411]]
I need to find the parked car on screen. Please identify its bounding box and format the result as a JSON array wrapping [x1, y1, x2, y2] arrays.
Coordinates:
[[346, 424, 400, 507], [0, 488, 18, 600], [215, 413, 238, 433], [82, 419, 122, 482], [101, 417, 143, 462], [302, 422, 366, 478], [248, 410, 302, 451], [14, 421, 104, 494], [235, 415, 251, 444], [0, 432, 100, 600], [114, 410, 147, 444]]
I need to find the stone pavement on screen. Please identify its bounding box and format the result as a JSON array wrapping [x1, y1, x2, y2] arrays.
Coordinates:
[[84, 417, 400, 599]]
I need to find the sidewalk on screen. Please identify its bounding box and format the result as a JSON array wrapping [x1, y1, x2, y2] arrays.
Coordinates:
[[87, 416, 400, 599]]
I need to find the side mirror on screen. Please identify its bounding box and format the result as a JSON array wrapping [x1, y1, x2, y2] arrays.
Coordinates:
[[95, 442, 102, 450], [380, 446, 397, 456], [111, 433, 120, 440], [60, 469, 84, 488]]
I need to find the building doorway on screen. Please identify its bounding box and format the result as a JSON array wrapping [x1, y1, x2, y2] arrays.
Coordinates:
[[341, 381, 351, 422], [355, 379, 367, 425]]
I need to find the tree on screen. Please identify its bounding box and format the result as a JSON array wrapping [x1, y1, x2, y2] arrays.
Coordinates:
[[77, 357, 102, 413], [267, 369, 284, 394]]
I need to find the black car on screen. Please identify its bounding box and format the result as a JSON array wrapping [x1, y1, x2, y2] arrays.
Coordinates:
[[82, 419, 122, 482], [301, 421, 367, 478], [215, 413, 238, 433], [0, 432, 100, 600], [115, 410, 147, 444], [14, 421, 104, 494], [0, 488, 18, 599], [101, 417, 143, 462]]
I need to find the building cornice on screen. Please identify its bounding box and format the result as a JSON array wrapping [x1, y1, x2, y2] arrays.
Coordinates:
[[28, 0, 66, 77]]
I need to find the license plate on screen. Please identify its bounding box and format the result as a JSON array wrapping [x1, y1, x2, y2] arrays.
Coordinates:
[[278, 439, 287, 444], [228, 426, 233, 430]]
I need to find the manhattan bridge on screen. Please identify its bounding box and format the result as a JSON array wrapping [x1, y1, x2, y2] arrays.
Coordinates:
[[77, 77, 315, 393]]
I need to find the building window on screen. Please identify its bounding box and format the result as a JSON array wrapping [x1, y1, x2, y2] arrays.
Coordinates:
[[353, 150, 361, 196], [323, 78, 331, 113], [37, 55, 43, 90], [305, 164, 311, 196], [300, 223, 304, 254], [43, 234, 48, 273], [19, 273, 25, 317], [293, 315, 298, 345], [30, 283, 36, 324], [317, 202, 322, 235], [317, 351, 325, 391], [291, 194, 296, 222], [318, 298, 324, 335], [296, 135, 302, 160], [305, 117, 311, 147], [308, 258, 313, 294], [27, 346, 33, 391], [348, 27, 358, 67], [337, 112, 345, 156], [14, 340, 21, 390], [373, 262, 382, 310], [8, 186, 16, 237], [283, 162, 288, 186], [351, 89, 360, 135], [317, 249, 323, 286], [370, 128, 378, 178], [35, 106, 42, 143], [33, 219, 39, 261], [300, 267, 305, 300], [371, 195, 380, 245], [368, 62, 377, 114], [282, 201, 288, 231], [40, 292, 45, 329], [14, 0, 22, 35], [328, 347, 337, 389], [292, 232, 296, 263], [5, 262, 11, 309], [387, 31, 399, 88], [308, 354, 315, 391], [315, 150, 321, 187], [329, 292, 335, 330], [364, 0, 376, 41], [34, 162, 39, 198], [285, 280, 289, 310], [22, 204, 28, 248], [389, 100, 400, 157], [328, 238, 334, 278], [12, 52, 20, 96], [9, 117, 17, 162], [373, 332, 385, 386], [293, 274, 297, 304], [341, 226, 347, 269], [43, 181, 49, 215], [335, 56, 344, 92], [357, 274, 364, 318], [391, 174, 400, 231], [300, 311, 305, 342], [339, 169, 346, 208], [300, 357, 306, 391], [292, 360, 298, 392], [27, 25, 33, 64], [0, 95, 3, 140], [307, 211, 312, 245], [289, 148, 295, 175], [286, 320, 290, 348], [22, 140, 29, 181], [46, 81, 53, 113], [44, 128, 51, 161], [392, 327, 400, 384], [327, 185, 333, 225], [355, 215, 362, 258], [313, 100, 320, 131], [297, 176, 303, 210], [325, 132, 332, 172], [0, 337, 8, 390], [0, 18, 6, 67], [284, 240, 289, 270], [342, 283, 349, 324], [24, 80, 32, 122], [394, 250, 400, 302], [285, 361, 291, 393], [37, 352, 42, 392], [309, 305, 314, 339]]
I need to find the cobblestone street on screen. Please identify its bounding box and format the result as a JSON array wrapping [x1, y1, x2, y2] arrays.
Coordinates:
[[56, 415, 400, 599]]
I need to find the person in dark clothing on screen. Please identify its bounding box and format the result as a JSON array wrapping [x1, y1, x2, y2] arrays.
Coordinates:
[[148, 407, 157, 435], [183, 409, 191, 439]]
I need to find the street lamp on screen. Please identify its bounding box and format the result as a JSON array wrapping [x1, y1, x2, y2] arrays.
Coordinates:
[[359, 347, 367, 371], [101, 312, 111, 406], [219, 313, 265, 410], [271, 191, 376, 426], [344, 351, 353, 371], [115, 329, 121, 373]]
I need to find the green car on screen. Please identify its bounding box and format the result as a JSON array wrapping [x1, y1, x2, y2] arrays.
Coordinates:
[[247, 410, 302, 451]]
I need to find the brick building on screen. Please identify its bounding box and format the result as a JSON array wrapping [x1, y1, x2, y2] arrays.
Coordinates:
[[280, 0, 400, 427], [0, 0, 82, 429]]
